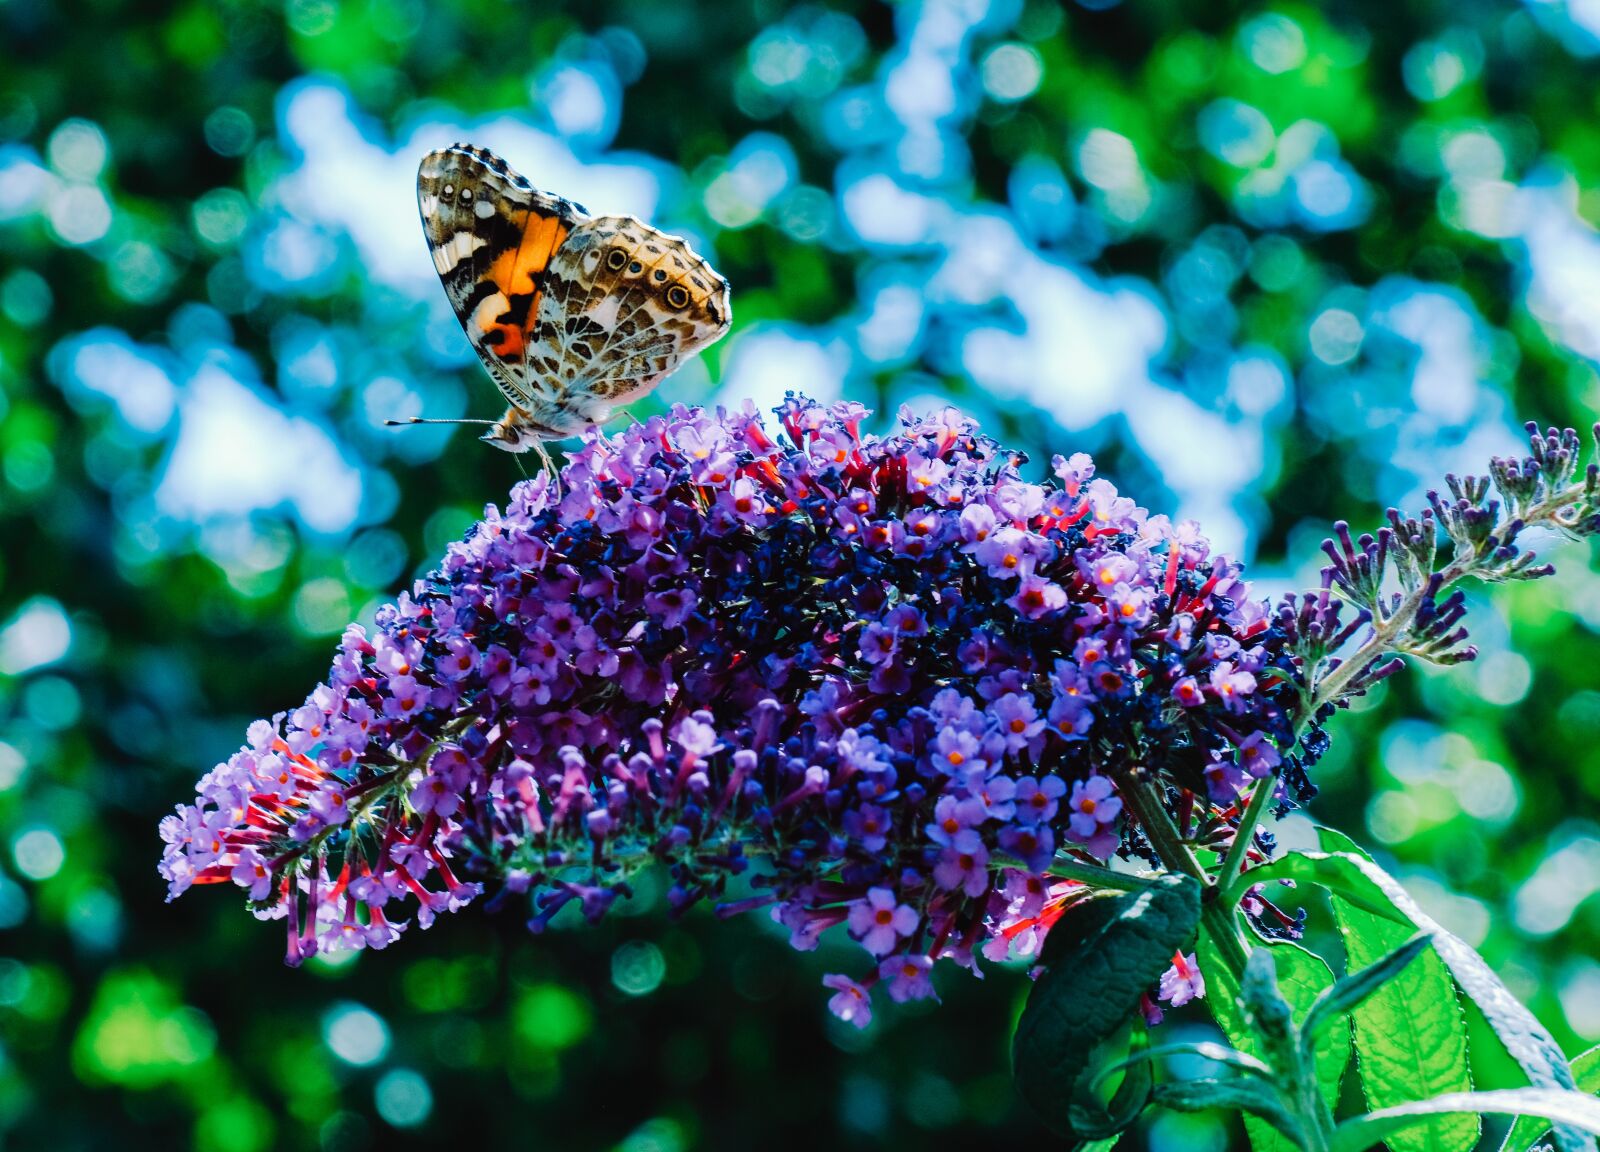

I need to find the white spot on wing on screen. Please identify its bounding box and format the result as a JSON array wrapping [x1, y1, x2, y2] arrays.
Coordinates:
[[587, 295, 622, 329], [471, 291, 512, 330], [432, 231, 485, 274], [474, 198, 495, 219]]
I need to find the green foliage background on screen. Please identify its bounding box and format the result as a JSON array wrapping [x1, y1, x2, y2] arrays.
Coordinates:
[[0, 0, 1598, 1148]]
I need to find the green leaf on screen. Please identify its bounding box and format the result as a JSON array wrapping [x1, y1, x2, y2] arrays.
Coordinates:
[[1151, 1078, 1304, 1144], [1072, 1137, 1122, 1152], [1328, 1089, 1600, 1152], [1222, 848, 1407, 925], [1503, 1044, 1600, 1152], [1236, 842, 1592, 1152], [1011, 873, 1201, 1136], [1094, 1039, 1275, 1085], [1315, 827, 1478, 1152], [1232, 843, 1591, 1152], [1302, 933, 1431, 1044], [1070, 1029, 1154, 1140], [1200, 927, 1350, 1152]]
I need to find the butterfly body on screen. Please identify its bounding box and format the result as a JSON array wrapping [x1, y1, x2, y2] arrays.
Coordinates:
[[417, 143, 731, 455]]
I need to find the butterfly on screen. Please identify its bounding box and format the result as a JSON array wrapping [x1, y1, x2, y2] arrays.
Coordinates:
[[397, 143, 732, 475]]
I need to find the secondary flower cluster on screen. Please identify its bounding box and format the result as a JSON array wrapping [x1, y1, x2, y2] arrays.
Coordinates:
[[159, 397, 1302, 1021]]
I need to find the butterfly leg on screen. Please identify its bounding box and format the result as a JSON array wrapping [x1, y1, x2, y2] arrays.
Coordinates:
[[531, 438, 564, 500]]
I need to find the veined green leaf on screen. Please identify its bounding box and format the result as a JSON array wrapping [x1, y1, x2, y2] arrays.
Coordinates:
[[1316, 827, 1477, 1152], [1235, 840, 1591, 1152], [1301, 933, 1431, 1043]]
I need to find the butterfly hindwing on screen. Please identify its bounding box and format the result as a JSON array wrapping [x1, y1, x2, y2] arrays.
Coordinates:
[[535, 216, 733, 413], [417, 143, 587, 409]]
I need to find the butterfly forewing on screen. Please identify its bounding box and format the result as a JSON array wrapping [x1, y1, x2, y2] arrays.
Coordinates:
[[417, 144, 587, 411], [417, 142, 732, 440]]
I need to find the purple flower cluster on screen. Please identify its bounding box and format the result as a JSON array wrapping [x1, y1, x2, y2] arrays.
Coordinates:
[[160, 396, 1299, 1020]]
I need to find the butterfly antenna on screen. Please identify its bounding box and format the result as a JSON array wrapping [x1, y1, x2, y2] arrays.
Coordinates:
[[383, 416, 497, 427]]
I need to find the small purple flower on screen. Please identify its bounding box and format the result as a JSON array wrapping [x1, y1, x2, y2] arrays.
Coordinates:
[[674, 715, 724, 761], [999, 822, 1055, 873], [719, 475, 776, 524], [929, 727, 986, 777], [1236, 731, 1282, 779], [1014, 775, 1067, 824], [1066, 775, 1123, 859], [964, 768, 1017, 821], [823, 974, 874, 1029], [1158, 951, 1205, 1006], [843, 803, 891, 852], [992, 478, 1045, 522], [904, 450, 951, 493], [933, 830, 991, 898], [1106, 582, 1154, 629], [1205, 754, 1249, 802], [883, 603, 929, 639], [1209, 660, 1258, 713], [1172, 676, 1204, 707], [382, 674, 426, 721], [1085, 478, 1142, 533], [645, 587, 699, 629], [958, 503, 997, 551], [848, 887, 919, 957], [976, 528, 1049, 580], [879, 953, 937, 1003], [990, 693, 1045, 754], [926, 794, 986, 846], [230, 847, 274, 901], [858, 622, 900, 666], [1053, 451, 1095, 487], [1079, 550, 1138, 591], [1009, 575, 1068, 619]]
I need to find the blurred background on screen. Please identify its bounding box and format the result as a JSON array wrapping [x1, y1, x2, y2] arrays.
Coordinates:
[[1, 0, 1599, 1148]]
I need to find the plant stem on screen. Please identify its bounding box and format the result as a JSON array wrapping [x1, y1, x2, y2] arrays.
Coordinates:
[[1113, 769, 1255, 981], [1045, 855, 1152, 892], [1217, 771, 1278, 891], [1113, 771, 1207, 885], [1202, 900, 1251, 979]]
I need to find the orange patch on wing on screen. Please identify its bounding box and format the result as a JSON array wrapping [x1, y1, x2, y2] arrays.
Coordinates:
[[477, 210, 569, 362], [471, 292, 522, 358], [484, 320, 526, 358], [485, 210, 569, 297]]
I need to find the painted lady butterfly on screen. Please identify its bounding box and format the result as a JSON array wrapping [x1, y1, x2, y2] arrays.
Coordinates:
[[399, 143, 732, 473]]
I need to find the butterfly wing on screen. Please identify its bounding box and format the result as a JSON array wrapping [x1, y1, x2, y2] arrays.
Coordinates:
[[417, 143, 588, 411], [531, 216, 732, 419]]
